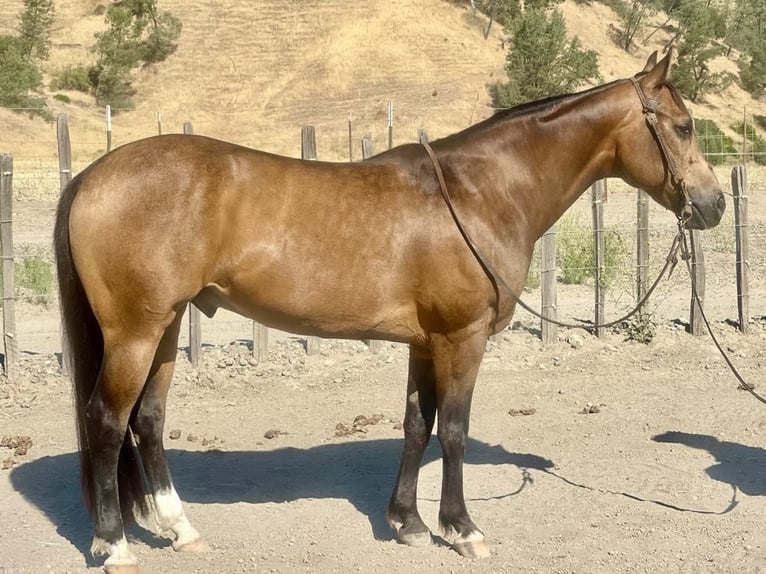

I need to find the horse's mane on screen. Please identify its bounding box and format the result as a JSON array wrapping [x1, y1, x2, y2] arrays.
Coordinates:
[[438, 79, 626, 143], [435, 73, 687, 147], [490, 79, 624, 121]]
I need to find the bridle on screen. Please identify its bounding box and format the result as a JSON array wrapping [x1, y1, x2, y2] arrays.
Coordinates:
[[629, 75, 693, 226]]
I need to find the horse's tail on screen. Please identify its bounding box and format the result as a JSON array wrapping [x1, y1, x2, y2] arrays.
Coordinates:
[[56, 172, 151, 523], [55, 172, 104, 514]]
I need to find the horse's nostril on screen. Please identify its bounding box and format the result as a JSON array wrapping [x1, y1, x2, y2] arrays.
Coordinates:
[[717, 193, 726, 214]]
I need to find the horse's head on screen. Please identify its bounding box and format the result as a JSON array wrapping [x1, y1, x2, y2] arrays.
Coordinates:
[[615, 50, 725, 229]]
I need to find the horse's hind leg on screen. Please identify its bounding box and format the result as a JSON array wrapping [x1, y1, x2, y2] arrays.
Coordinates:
[[387, 348, 437, 547], [87, 330, 166, 573], [131, 309, 207, 552]]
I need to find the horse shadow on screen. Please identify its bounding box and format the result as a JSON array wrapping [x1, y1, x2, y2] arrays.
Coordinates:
[[652, 431, 766, 496], [9, 437, 553, 557]]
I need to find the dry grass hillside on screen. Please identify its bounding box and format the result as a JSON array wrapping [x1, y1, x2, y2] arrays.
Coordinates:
[[0, 0, 761, 162]]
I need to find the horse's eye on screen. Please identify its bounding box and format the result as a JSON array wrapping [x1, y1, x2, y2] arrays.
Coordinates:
[[676, 122, 693, 137]]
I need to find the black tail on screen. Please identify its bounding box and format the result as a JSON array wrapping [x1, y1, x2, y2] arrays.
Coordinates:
[[55, 172, 148, 521]]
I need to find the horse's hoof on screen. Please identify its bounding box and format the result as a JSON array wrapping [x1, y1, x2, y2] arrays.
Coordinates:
[[397, 527, 432, 548], [104, 565, 139, 574], [173, 536, 210, 553], [453, 536, 490, 558]]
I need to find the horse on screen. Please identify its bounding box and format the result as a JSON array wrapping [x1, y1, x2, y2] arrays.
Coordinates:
[[54, 50, 724, 573]]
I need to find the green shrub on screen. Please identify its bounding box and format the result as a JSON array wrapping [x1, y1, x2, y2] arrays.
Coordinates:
[[50, 64, 91, 92], [15, 246, 55, 307], [620, 310, 656, 344], [557, 215, 627, 288], [731, 120, 766, 166]]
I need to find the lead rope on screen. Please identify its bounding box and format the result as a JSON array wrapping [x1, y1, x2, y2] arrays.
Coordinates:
[[421, 140, 683, 332], [677, 224, 766, 405]]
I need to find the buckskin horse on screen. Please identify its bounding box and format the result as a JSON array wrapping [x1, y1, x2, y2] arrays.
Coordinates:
[[55, 50, 724, 573]]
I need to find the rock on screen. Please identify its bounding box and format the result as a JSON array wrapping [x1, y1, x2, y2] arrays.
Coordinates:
[[508, 407, 537, 416], [579, 403, 602, 414], [566, 334, 584, 349], [0, 435, 32, 456]]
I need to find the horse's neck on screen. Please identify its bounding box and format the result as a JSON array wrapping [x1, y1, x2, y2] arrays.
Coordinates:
[[445, 87, 626, 242]]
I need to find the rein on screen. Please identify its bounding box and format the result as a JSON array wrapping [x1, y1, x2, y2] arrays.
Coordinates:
[[421, 139, 683, 332]]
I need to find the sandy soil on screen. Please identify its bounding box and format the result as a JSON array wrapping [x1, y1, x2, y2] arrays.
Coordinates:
[[3, 317, 766, 574]]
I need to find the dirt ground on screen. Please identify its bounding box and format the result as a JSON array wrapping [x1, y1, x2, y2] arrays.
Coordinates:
[[3, 185, 766, 574]]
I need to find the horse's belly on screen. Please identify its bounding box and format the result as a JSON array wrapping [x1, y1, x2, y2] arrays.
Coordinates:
[[194, 276, 420, 343]]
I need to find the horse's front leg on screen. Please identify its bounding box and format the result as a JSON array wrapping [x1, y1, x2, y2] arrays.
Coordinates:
[[432, 330, 491, 558], [387, 348, 437, 547]]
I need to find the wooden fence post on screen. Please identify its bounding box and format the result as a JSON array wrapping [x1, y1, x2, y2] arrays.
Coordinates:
[[591, 180, 606, 338], [541, 225, 557, 344], [301, 126, 321, 355], [0, 154, 17, 383], [688, 229, 706, 336], [387, 101, 394, 150], [57, 114, 72, 191], [636, 190, 649, 303], [183, 122, 202, 367], [106, 105, 112, 153], [57, 113, 73, 374], [732, 165, 749, 334], [348, 113, 353, 162], [361, 134, 374, 160]]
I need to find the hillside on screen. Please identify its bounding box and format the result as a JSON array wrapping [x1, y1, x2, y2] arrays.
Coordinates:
[[0, 0, 760, 162]]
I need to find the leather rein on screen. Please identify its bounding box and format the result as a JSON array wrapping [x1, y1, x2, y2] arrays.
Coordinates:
[[421, 77, 766, 404]]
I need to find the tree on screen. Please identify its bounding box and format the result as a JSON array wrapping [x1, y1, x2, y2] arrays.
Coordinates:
[[613, 0, 661, 52], [18, 0, 55, 61], [727, 0, 766, 97], [0, 35, 44, 110], [492, 1, 601, 107], [0, 0, 51, 116], [671, 0, 731, 102], [91, 0, 182, 107]]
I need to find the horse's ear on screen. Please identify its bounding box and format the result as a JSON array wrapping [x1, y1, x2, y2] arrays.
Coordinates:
[[641, 51, 658, 74], [643, 47, 676, 86]]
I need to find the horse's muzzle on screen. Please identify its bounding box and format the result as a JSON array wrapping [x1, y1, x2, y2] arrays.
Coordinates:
[[685, 188, 726, 230]]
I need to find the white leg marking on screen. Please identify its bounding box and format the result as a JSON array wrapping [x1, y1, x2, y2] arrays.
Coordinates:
[[453, 530, 491, 558], [154, 486, 204, 549], [454, 530, 485, 545], [92, 535, 137, 567]]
